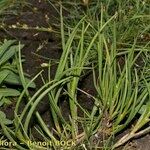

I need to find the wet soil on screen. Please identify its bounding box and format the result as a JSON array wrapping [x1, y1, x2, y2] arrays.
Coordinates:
[[0, 0, 150, 149]]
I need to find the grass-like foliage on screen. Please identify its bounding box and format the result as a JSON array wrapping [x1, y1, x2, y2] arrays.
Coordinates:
[[0, 0, 25, 16], [0, 1, 149, 150], [92, 11, 150, 148]]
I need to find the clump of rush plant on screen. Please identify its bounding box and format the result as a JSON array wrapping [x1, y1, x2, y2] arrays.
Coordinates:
[[5, 6, 99, 149], [91, 8, 150, 149], [0, 1, 149, 150]]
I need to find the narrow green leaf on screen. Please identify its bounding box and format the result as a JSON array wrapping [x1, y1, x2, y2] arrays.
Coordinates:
[[0, 97, 12, 106], [0, 69, 10, 84], [138, 105, 147, 115], [4, 71, 36, 88], [0, 88, 20, 97], [0, 40, 16, 58], [0, 111, 13, 125], [0, 44, 24, 66]]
